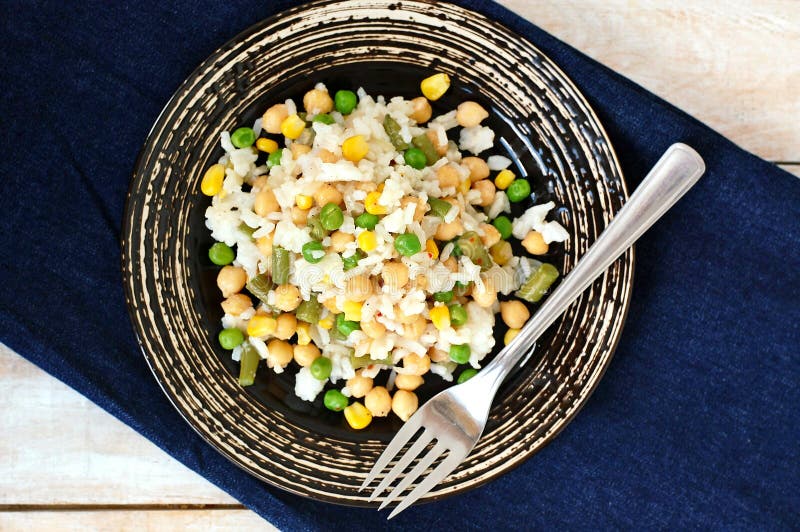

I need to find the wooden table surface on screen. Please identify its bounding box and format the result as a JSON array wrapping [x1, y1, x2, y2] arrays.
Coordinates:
[[2, 1, 798, 530]]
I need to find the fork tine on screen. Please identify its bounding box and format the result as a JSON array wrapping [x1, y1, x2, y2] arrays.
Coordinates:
[[359, 413, 423, 491], [387, 451, 463, 519], [378, 439, 447, 510], [367, 430, 433, 502]]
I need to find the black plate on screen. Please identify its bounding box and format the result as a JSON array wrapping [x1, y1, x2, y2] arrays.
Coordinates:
[[123, 0, 632, 506]]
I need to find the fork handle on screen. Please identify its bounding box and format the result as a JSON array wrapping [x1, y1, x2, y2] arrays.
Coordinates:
[[481, 143, 706, 388]]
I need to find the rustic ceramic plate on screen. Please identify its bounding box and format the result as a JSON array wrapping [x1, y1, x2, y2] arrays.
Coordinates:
[[122, 0, 632, 506]]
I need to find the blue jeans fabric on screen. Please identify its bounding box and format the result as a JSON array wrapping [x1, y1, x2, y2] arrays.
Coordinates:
[[0, 1, 797, 529]]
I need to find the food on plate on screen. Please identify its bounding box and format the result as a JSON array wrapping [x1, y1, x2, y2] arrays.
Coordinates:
[[202, 74, 569, 429]]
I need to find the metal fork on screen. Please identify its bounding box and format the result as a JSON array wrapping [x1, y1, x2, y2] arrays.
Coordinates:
[[361, 143, 706, 518]]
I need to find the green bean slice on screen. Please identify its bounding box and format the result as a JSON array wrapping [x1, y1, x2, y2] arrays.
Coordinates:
[[271, 246, 290, 284]]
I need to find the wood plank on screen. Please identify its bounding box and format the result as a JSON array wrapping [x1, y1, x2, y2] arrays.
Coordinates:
[[0, 510, 276, 531], [0, 345, 238, 505], [498, 0, 800, 162]]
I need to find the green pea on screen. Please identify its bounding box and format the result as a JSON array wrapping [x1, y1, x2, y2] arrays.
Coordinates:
[[355, 212, 379, 230], [231, 127, 256, 148], [457, 368, 478, 384], [492, 215, 513, 240], [208, 242, 235, 265], [312, 113, 335, 125], [310, 356, 333, 380], [433, 290, 453, 303], [506, 179, 531, 203], [334, 90, 358, 114], [302, 241, 325, 264], [403, 148, 427, 170], [449, 304, 468, 326], [218, 328, 245, 350], [320, 202, 344, 230], [394, 233, 422, 256], [449, 344, 471, 364], [324, 389, 349, 411], [336, 313, 361, 336], [267, 149, 283, 168]]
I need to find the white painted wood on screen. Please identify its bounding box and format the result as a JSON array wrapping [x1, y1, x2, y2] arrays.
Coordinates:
[[0, 510, 277, 531], [498, 0, 800, 162], [0, 345, 238, 506], [1, 3, 797, 529]]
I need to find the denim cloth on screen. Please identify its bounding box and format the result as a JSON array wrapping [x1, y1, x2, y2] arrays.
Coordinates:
[[1, 1, 798, 529]]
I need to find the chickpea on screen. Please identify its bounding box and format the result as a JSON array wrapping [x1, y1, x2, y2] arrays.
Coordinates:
[[472, 179, 495, 207], [394, 306, 417, 324], [500, 300, 531, 329], [456, 101, 489, 128], [415, 274, 429, 290], [221, 293, 253, 316], [313, 183, 343, 207], [293, 343, 321, 367], [345, 274, 373, 302], [291, 206, 308, 227], [392, 390, 419, 421], [428, 347, 449, 363], [426, 129, 448, 156], [402, 353, 430, 376], [382, 261, 409, 292], [266, 338, 293, 368], [329, 230, 355, 253], [303, 88, 334, 115], [290, 143, 311, 159], [442, 256, 458, 272], [435, 219, 463, 241], [400, 196, 427, 222], [365, 386, 392, 417], [252, 176, 268, 190], [318, 148, 339, 163], [395, 374, 424, 391], [480, 223, 501, 248], [462, 156, 490, 182], [361, 319, 386, 339], [472, 278, 497, 308], [254, 189, 280, 217], [217, 266, 247, 298], [274, 312, 298, 339], [409, 96, 432, 123], [437, 164, 461, 189], [262, 103, 289, 134], [256, 232, 274, 256], [347, 373, 374, 398], [321, 297, 340, 313], [402, 315, 427, 341], [522, 230, 549, 255], [273, 285, 302, 313]]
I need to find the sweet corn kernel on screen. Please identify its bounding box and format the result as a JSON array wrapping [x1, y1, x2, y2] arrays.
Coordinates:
[[344, 402, 373, 430], [318, 316, 334, 330], [364, 191, 387, 215], [296, 322, 312, 346], [494, 169, 515, 190], [429, 305, 451, 330], [458, 177, 471, 195], [255, 137, 279, 153], [246, 315, 277, 338], [280, 114, 306, 140], [490, 240, 513, 266], [343, 300, 363, 322], [342, 135, 369, 162], [425, 239, 439, 259], [504, 328, 521, 345], [200, 164, 225, 196], [420, 73, 451, 101], [357, 230, 377, 252], [295, 194, 313, 210]]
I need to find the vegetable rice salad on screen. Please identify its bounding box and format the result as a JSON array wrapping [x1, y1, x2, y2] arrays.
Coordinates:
[[201, 73, 568, 430]]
